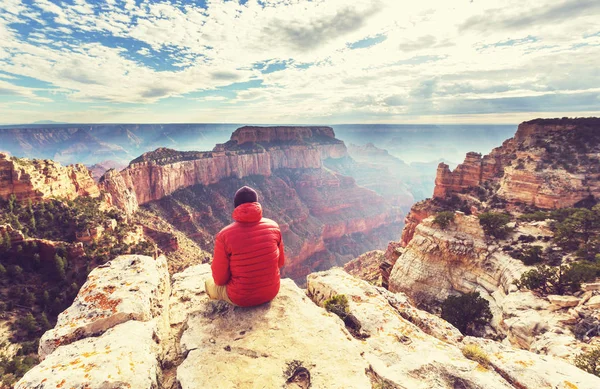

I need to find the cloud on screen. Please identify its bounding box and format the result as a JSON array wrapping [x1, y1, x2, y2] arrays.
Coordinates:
[[460, 0, 600, 33], [0, 79, 52, 102], [267, 4, 382, 52], [0, 0, 598, 123], [398, 35, 437, 52]]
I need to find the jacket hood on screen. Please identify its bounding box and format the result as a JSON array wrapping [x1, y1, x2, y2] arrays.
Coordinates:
[[232, 202, 263, 223]]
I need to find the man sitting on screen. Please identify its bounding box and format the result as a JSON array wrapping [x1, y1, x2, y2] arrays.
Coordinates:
[[205, 186, 285, 307]]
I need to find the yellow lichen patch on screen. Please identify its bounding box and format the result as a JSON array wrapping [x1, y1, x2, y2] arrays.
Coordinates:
[[56, 379, 67, 388], [83, 363, 97, 373], [515, 360, 535, 368], [564, 381, 578, 389], [82, 351, 98, 358], [69, 358, 82, 366]]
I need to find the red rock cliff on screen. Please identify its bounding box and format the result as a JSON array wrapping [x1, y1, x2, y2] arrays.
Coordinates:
[[100, 127, 347, 212], [0, 152, 99, 201], [432, 118, 600, 209]]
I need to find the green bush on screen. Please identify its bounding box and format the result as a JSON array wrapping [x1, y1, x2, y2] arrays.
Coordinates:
[[515, 262, 599, 295], [478, 212, 512, 239], [433, 211, 455, 229], [515, 245, 544, 265], [575, 348, 600, 377], [441, 292, 492, 335], [324, 294, 349, 319]]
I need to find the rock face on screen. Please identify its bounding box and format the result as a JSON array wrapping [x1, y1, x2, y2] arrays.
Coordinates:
[[18, 259, 600, 389], [343, 249, 385, 285], [230, 125, 336, 145], [389, 212, 522, 304], [100, 127, 347, 209], [432, 118, 600, 209], [0, 152, 99, 201], [38, 255, 170, 359]]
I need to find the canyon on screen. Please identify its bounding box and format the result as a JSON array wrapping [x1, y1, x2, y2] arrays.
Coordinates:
[[387, 118, 600, 365], [98, 126, 404, 281]]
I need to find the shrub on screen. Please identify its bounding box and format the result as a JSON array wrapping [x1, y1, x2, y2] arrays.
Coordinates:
[[518, 245, 544, 265], [515, 263, 599, 295], [324, 294, 349, 318], [441, 292, 492, 335], [433, 211, 455, 229], [462, 344, 490, 367], [574, 348, 600, 377], [478, 212, 512, 239]]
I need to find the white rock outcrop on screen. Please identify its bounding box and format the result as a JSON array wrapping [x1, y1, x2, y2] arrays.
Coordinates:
[[38, 255, 170, 359], [17, 258, 600, 389]]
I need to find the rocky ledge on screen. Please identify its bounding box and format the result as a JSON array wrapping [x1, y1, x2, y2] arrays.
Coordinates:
[[17, 255, 600, 388]]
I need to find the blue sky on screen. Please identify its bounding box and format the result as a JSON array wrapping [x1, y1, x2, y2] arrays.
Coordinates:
[[0, 0, 599, 124]]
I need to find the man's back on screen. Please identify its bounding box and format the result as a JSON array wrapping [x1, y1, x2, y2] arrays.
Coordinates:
[[211, 201, 285, 307]]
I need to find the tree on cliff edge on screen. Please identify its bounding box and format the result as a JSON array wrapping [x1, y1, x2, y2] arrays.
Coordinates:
[[441, 292, 492, 335]]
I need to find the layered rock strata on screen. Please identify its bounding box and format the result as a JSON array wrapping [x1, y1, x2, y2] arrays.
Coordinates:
[[432, 118, 600, 209], [100, 127, 346, 210], [18, 256, 600, 388], [0, 152, 99, 201]]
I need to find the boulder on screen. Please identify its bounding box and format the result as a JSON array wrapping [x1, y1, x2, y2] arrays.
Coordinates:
[[547, 295, 581, 309], [466, 337, 600, 389], [585, 295, 600, 309], [308, 269, 512, 389], [17, 321, 161, 389], [39, 255, 170, 359]]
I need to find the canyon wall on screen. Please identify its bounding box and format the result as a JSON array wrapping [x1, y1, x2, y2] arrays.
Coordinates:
[[0, 152, 99, 202], [100, 127, 347, 210], [100, 126, 403, 281]]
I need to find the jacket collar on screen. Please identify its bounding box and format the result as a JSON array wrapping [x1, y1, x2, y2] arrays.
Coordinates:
[[232, 202, 263, 223]]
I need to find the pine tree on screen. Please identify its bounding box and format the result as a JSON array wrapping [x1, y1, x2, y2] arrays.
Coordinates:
[[54, 254, 66, 280], [39, 312, 51, 331]]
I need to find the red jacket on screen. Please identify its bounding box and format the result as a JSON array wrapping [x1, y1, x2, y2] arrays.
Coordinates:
[[211, 202, 285, 307]]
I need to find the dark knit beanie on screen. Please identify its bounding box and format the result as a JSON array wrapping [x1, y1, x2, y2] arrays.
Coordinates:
[[234, 186, 258, 208]]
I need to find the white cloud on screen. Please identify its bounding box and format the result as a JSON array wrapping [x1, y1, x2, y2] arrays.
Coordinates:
[[0, 0, 598, 123]]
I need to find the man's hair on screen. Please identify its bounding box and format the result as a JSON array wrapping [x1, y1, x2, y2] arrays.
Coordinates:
[[234, 186, 258, 208]]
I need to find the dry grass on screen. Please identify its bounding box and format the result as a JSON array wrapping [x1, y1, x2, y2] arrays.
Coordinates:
[[462, 344, 490, 368]]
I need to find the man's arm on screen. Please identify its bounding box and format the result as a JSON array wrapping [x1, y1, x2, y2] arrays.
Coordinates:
[[278, 231, 285, 268], [211, 233, 231, 285]]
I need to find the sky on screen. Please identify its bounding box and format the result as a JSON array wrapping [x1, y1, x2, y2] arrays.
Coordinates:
[[0, 0, 599, 124]]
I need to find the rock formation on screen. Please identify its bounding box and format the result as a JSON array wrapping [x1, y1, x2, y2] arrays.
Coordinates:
[[100, 127, 347, 210], [0, 152, 99, 202], [432, 118, 600, 209], [386, 118, 600, 364], [17, 255, 600, 388]]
